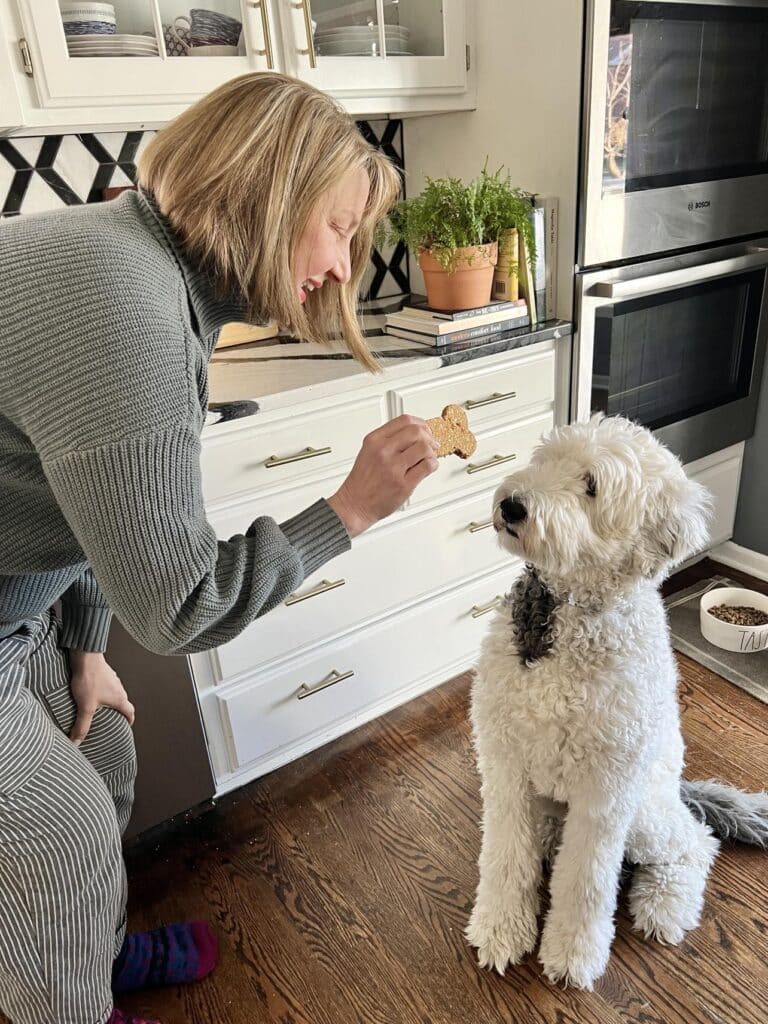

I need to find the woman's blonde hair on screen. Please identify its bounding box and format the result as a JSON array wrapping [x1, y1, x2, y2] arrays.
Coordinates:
[[137, 72, 401, 371]]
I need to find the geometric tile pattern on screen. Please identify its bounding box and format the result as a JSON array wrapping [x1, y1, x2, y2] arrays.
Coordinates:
[[0, 119, 409, 299], [358, 118, 410, 300]]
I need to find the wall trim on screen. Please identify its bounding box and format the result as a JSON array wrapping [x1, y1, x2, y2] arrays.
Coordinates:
[[709, 541, 768, 582]]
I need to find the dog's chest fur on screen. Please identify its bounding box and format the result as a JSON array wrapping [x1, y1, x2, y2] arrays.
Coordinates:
[[475, 568, 664, 802]]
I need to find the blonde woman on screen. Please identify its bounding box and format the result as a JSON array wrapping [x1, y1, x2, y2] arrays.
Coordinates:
[[0, 73, 438, 1024]]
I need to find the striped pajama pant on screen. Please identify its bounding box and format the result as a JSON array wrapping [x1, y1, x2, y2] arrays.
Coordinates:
[[0, 612, 137, 1024]]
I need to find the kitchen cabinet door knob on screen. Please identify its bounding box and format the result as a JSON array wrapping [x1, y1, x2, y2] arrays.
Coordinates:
[[297, 668, 354, 699]]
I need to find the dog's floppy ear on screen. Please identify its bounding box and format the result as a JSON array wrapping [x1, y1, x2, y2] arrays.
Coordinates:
[[667, 477, 712, 565], [634, 476, 712, 579]]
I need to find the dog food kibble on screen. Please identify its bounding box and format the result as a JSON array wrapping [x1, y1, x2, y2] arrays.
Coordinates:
[[707, 604, 768, 627]]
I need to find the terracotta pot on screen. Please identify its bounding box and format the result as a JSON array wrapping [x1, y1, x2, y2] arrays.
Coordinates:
[[417, 243, 498, 311]]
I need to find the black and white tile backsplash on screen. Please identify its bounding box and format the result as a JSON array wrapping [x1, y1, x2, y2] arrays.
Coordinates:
[[0, 118, 409, 300]]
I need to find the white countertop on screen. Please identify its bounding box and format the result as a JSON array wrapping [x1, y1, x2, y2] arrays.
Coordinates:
[[206, 298, 571, 426]]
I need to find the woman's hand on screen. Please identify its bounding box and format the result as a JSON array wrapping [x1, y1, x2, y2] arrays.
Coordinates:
[[68, 649, 135, 746], [327, 414, 440, 538]]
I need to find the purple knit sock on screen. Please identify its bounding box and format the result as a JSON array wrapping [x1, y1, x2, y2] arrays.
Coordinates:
[[107, 1010, 160, 1024], [112, 921, 218, 993]]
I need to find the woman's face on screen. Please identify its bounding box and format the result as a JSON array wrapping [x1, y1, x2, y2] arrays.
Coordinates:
[[294, 166, 370, 303]]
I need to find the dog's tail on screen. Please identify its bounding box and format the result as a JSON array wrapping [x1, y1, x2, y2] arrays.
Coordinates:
[[681, 779, 768, 847]]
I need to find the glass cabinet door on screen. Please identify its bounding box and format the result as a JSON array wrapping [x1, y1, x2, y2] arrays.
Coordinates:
[[17, 0, 276, 109], [278, 0, 465, 94]]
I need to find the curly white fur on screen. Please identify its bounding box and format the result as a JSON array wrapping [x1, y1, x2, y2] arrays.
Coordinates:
[[467, 414, 720, 989]]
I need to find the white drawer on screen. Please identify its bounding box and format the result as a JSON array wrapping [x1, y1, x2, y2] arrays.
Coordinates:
[[211, 487, 510, 682], [200, 395, 385, 506], [410, 409, 554, 507], [218, 562, 519, 771], [208, 472, 349, 534], [392, 351, 555, 430]]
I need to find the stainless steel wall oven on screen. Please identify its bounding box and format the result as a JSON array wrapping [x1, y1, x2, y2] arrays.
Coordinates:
[[580, 0, 768, 267]]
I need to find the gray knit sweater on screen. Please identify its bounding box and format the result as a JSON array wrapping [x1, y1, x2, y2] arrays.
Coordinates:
[[0, 190, 350, 655]]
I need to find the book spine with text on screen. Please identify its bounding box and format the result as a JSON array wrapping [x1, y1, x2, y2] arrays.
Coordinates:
[[517, 227, 538, 325], [533, 194, 559, 321], [404, 300, 517, 321], [386, 315, 531, 345]]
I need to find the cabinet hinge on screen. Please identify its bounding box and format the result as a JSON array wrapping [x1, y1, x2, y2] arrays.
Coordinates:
[[19, 38, 33, 77], [465, 43, 471, 71]]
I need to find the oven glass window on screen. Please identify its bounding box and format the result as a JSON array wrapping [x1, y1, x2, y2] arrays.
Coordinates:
[[604, 2, 768, 194], [592, 271, 763, 429]]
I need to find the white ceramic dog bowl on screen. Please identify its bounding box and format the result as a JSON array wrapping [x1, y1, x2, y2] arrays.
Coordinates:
[[699, 586, 768, 653]]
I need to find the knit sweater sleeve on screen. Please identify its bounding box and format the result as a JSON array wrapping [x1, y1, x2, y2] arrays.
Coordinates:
[[59, 565, 113, 653], [43, 424, 350, 655]]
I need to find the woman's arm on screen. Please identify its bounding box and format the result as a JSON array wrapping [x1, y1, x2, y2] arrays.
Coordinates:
[[43, 416, 435, 657], [59, 565, 113, 653]]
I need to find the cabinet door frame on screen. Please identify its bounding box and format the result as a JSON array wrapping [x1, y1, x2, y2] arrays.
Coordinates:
[[13, 0, 278, 110], [275, 0, 467, 97]]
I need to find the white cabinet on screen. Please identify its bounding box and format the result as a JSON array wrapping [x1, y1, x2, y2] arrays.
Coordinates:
[[190, 337, 569, 794], [276, 0, 468, 99], [685, 443, 745, 550], [1, 0, 474, 134]]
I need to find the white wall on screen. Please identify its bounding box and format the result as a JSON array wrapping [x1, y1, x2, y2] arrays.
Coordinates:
[[402, 1, 584, 319]]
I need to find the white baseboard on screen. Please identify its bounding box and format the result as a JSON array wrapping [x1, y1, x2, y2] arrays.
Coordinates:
[[708, 541, 768, 582]]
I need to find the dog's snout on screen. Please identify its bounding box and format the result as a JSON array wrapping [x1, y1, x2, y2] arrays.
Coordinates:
[[500, 496, 527, 524]]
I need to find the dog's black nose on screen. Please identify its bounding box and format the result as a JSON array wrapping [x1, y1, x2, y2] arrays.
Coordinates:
[[500, 497, 527, 524]]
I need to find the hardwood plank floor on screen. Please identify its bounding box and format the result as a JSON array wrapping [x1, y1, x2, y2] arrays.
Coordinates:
[[115, 559, 768, 1024]]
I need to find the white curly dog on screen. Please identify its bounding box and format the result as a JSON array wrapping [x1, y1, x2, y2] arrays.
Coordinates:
[[467, 414, 767, 990]]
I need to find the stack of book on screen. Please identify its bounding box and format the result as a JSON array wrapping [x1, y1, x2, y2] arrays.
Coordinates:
[[383, 298, 529, 347]]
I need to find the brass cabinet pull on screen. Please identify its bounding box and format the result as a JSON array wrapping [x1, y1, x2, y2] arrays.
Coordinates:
[[465, 390, 517, 410], [297, 668, 353, 700], [291, 0, 316, 68], [467, 519, 493, 533], [466, 453, 517, 475], [264, 445, 331, 468], [284, 578, 346, 606], [471, 597, 502, 618], [249, 0, 275, 67]]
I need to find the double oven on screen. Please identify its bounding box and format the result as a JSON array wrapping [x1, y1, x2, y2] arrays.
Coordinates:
[[575, 0, 768, 463]]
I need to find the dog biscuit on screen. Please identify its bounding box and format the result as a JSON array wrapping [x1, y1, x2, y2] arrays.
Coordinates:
[[427, 404, 477, 459]]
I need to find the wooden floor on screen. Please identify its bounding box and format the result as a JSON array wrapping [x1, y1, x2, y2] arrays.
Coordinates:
[[115, 558, 768, 1024]]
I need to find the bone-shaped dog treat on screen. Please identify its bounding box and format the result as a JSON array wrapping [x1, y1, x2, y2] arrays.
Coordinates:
[[426, 404, 478, 459]]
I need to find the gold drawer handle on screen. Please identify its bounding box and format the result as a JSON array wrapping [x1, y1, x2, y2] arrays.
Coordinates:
[[297, 668, 353, 700], [249, 0, 275, 67], [265, 445, 331, 469], [465, 390, 517, 410], [284, 578, 346, 606], [466, 453, 517, 475], [468, 520, 493, 533], [291, 0, 317, 68], [471, 597, 503, 618]]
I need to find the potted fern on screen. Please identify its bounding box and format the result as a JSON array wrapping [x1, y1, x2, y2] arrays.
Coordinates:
[[387, 167, 535, 311]]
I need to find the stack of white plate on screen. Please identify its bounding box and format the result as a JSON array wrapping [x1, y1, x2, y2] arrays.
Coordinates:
[[67, 32, 159, 57], [314, 24, 413, 57]]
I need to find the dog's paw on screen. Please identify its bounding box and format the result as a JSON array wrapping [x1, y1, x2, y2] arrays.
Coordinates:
[[629, 864, 704, 945], [538, 919, 612, 991], [465, 904, 538, 974]]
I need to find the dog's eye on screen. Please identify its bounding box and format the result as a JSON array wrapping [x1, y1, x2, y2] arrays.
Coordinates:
[[585, 473, 597, 497]]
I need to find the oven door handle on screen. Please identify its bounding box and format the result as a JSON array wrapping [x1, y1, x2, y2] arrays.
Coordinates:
[[592, 246, 768, 300]]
